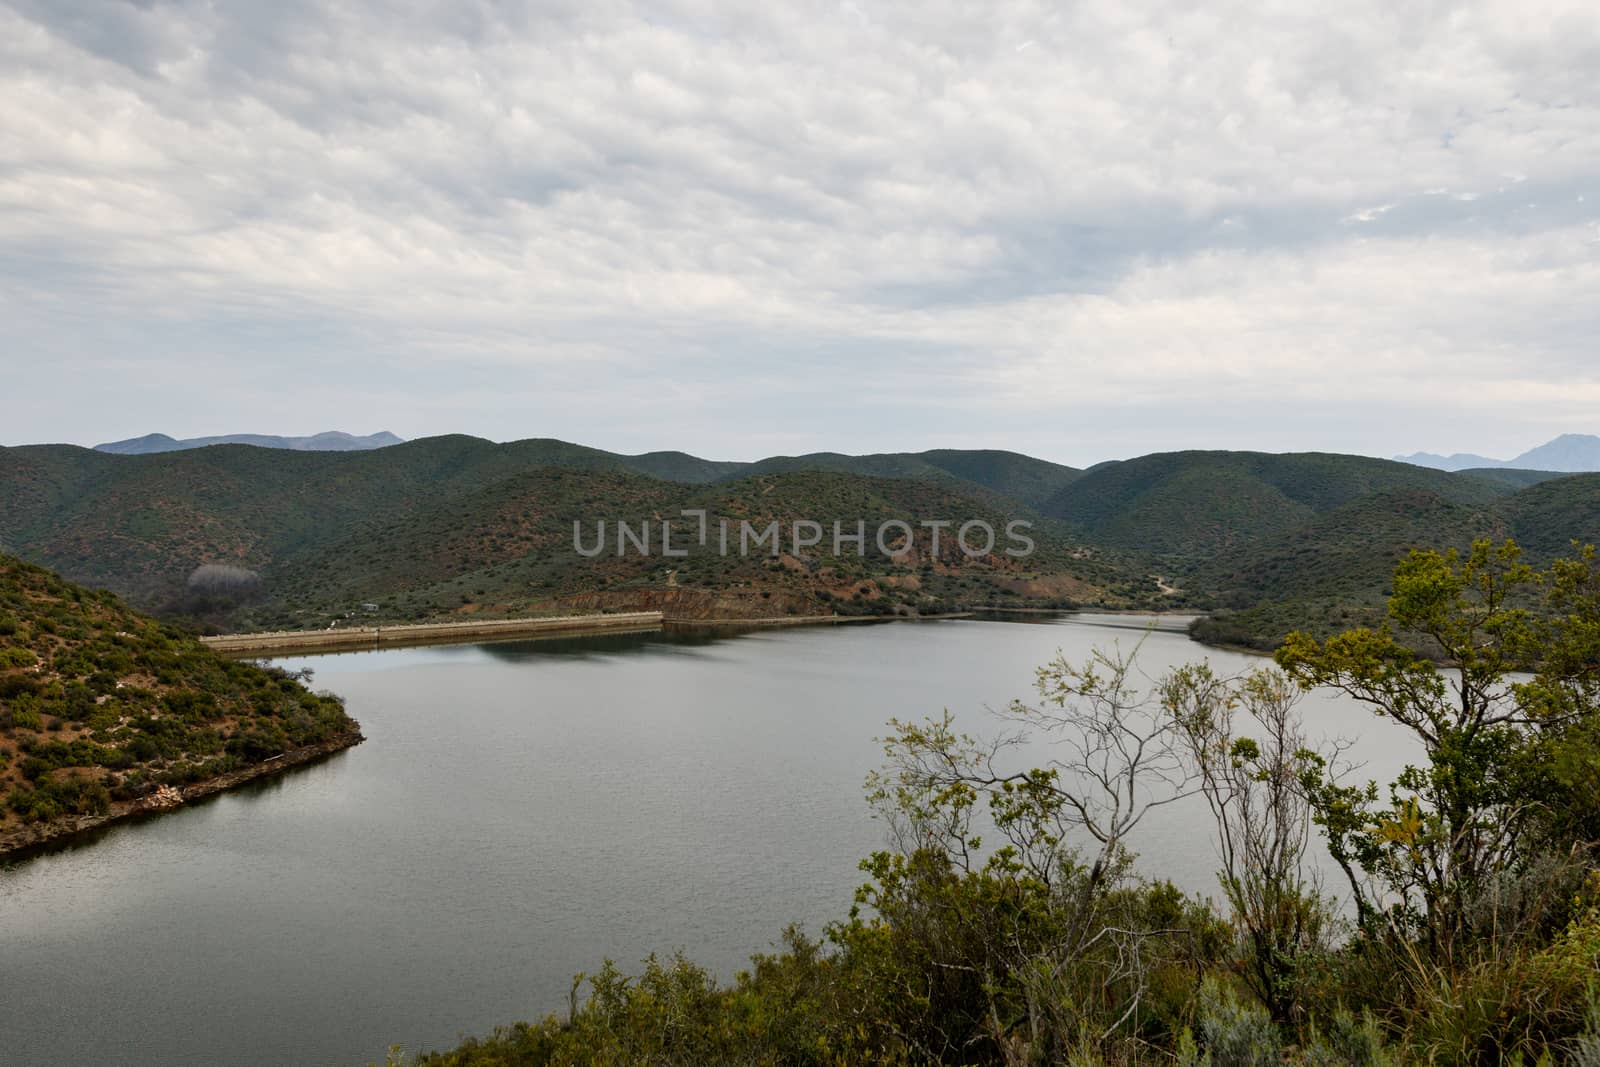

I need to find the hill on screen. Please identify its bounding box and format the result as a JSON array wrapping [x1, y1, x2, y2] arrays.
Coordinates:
[[618, 451, 748, 483], [249, 468, 1146, 628], [94, 430, 405, 454], [1452, 467, 1571, 490], [0, 438, 1147, 630], [11, 435, 1584, 650], [0, 553, 362, 858], [1038, 451, 1507, 565], [1188, 473, 1599, 649], [729, 449, 1080, 510], [0, 435, 669, 607], [1187, 489, 1506, 649], [1503, 473, 1600, 557], [1012, 448, 1595, 651]]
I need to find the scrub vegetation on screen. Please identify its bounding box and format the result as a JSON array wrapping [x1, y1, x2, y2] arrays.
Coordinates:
[[0, 553, 359, 842], [388, 539, 1600, 1066]]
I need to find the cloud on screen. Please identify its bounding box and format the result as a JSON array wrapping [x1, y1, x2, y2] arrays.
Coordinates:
[[0, 0, 1597, 463]]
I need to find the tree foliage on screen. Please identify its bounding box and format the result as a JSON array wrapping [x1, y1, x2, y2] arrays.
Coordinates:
[[1275, 539, 1600, 965]]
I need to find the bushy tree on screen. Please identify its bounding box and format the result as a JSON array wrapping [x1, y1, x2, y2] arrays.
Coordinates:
[[1275, 539, 1600, 965]]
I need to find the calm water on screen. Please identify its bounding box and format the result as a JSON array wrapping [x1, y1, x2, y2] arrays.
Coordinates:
[[0, 615, 1419, 1067]]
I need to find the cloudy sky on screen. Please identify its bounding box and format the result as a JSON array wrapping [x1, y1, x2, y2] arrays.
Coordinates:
[[2, 0, 1597, 465]]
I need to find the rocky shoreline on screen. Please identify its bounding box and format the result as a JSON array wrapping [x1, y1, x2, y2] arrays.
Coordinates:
[[0, 727, 365, 863]]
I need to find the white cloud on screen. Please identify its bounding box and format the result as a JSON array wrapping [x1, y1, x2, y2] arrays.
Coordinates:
[[0, 0, 1597, 463]]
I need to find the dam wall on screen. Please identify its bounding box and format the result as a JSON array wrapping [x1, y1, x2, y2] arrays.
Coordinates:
[[200, 612, 664, 654]]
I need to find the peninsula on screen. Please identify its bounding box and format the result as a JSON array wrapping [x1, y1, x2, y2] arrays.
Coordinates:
[[0, 554, 363, 861]]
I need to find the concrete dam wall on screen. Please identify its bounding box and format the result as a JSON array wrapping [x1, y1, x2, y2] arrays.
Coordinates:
[[200, 612, 665, 654]]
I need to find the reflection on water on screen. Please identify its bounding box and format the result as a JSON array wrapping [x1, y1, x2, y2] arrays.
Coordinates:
[[0, 613, 1416, 1067]]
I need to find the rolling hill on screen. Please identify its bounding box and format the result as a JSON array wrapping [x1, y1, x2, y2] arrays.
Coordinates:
[[731, 449, 1081, 510], [5, 435, 1595, 649], [1038, 451, 1510, 563], [0, 438, 1144, 630], [1189, 473, 1600, 649], [254, 468, 1142, 629]]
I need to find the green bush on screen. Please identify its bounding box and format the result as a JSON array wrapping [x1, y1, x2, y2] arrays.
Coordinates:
[[0, 645, 36, 668], [7, 774, 111, 823]]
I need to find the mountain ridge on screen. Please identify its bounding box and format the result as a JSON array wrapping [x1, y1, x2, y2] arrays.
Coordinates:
[[5, 435, 1597, 651], [0, 436, 1140, 628], [1394, 433, 1600, 473], [94, 431, 406, 455]]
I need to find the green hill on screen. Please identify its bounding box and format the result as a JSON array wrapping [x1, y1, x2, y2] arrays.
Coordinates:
[[914, 449, 1084, 509], [0, 435, 686, 607], [248, 469, 1146, 629], [9, 435, 1582, 650], [1186, 473, 1600, 650], [1503, 473, 1600, 557], [729, 449, 1080, 510], [1187, 489, 1508, 649], [617, 451, 747, 483], [0, 437, 1088, 609], [0, 439, 1144, 630], [1040, 451, 1511, 564], [1454, 467, 1573, 490], [0, 553, 361, 857]]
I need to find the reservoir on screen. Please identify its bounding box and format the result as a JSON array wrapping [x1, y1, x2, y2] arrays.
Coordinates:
[[0, 614, 1419, 1067]]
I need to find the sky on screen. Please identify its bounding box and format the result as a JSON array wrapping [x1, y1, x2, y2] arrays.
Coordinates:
[[1, 0, 1597, 467]]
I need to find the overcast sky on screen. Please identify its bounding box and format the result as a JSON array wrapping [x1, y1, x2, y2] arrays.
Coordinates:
[[2, 1, 1597, 465]]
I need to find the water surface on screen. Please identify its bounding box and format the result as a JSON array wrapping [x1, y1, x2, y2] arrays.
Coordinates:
[[0, 614, 1418, 1066]]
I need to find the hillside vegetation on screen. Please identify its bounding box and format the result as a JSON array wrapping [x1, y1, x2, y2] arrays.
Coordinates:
[[737, 448, 1081, 509], [0, 438, 1138, 630], [1040, 451, 1509, 562], [0, 554, 361, 855], [256, 469, 1146, 628], [4, 436, 1595, 646], [1192, 473, 1600, 649]]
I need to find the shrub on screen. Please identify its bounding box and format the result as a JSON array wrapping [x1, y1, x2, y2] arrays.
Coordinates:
[[1176, 978, 1283, 1067], [0, 645, 36, 668], [7, 774, 112, 823]]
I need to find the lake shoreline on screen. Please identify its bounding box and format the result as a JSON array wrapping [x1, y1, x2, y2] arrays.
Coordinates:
[[666, 610, 977, 629], [209, 605, 1218, 658], [0, 727, 365, 864]]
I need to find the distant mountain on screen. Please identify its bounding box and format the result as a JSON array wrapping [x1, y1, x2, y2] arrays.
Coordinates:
[[94, 431, 405, 455], [1508, 434, 1600, 472], [1394, 433, 1600, 473], [1392, 451, 1504, 472]]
